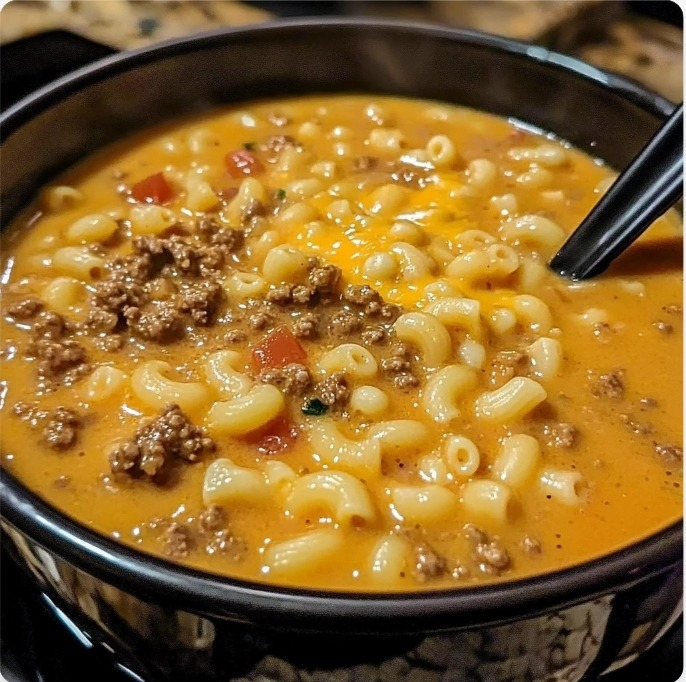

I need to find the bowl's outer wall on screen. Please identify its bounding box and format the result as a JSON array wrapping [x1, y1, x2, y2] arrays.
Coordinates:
[[0, 19, 682, 682]]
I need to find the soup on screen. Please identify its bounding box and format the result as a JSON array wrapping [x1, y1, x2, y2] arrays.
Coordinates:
[[1, 96, 682, 590]]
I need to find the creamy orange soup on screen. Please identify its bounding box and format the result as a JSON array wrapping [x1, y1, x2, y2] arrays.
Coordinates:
[[1, 95, 682, 590]]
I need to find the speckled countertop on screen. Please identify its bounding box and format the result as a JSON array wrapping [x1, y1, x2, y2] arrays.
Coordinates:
[[1, 0, 682, 102], [0, 1, 270, 49]]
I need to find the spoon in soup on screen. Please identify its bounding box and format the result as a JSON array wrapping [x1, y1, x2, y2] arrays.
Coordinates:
[[549, 104, 683, 281]]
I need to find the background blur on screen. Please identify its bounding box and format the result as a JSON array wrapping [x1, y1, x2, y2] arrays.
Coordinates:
[[1, 0, 683, 103]]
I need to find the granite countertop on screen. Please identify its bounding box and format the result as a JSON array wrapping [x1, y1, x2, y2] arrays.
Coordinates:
[[0, 0, 270, 49], [1, 1, 682, 102]]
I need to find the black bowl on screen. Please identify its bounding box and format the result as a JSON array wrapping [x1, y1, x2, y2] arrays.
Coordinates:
[[1, 18, 682, 682]]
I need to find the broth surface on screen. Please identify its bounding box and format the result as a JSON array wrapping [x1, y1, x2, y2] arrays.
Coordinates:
[[1, 95, 682, 590]]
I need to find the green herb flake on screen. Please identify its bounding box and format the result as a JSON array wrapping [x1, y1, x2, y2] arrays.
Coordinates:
[[242, 142, 256, 151], [302, 398, 328, 416], [276, 188, 287, 201]]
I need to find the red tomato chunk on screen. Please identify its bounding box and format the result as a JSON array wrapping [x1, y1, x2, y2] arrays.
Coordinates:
[[225, 150, 264, 178], [130, 172, 174, 204], [252, 327, 307, 370], [244, 414, 299, 455]]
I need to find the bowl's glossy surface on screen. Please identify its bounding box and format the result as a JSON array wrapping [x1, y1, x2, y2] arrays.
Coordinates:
[[0, 19, 682, 682]]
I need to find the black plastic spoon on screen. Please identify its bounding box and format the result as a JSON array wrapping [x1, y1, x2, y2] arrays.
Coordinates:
[[549, 104, 683, 280]]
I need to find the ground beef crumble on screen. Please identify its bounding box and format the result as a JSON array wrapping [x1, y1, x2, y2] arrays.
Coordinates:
[[543, 422, 578, 448], [178, 280, 223, 325], [197, 504, 226, 532], [591, 370, 625, 399], [620, 413, 654, 435], [13, 401, 49, 428], [313, 371, 350, 408], [26, 311, 89, 388], [521, 535, 542, 557], [258, 363, 312, 395], [7, 298, 43, 320], [464, 524, 511, 575], [13, 402, 81, 450], [342, 284, 398, 319], [43, 407, 81, 451], [159, 522, 190, 558], [109, 404, 215, 478], [653, 442, 683, 463], [654, 321, 674, 334], [124, 301, 183, 342], [361, 325, 386, 345], [206, 530, 248, 559], [291, 312, 319, 338], [380, 342, 419, 388], [330, 309, 363, 336], [411, 540, 448, 582]]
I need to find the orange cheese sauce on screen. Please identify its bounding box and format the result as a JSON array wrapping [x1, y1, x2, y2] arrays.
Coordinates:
[[0, 95, 682, 590]]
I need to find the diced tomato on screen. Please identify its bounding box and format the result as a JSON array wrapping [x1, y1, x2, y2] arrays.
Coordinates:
[[217, 187, 240, 202], [225, 150, 264, 178], [252, 327, 307, 370], [130, 172, 174, 204], [244, 414, 299, 455]]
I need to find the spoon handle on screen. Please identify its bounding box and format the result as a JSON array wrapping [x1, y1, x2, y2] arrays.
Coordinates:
[[549, 104, 683, 280]]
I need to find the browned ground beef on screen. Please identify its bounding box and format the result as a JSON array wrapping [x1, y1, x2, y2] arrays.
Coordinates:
[[109, 403, 215, 478], [266, 284, 293, 304], [653, 442, 683, 463], [381, 343, 419, 388], [291, 312, 319, 338], [543, 422, 578, 448], [93, 334, 125, 352], [258, 363, 312, 395], [521, 535, 542, 556], [342, 284, 397, 319], [464, 524, 511, 575], [179, 280, 222, 325], [31, 311, 67, 340], [654, 321, 674, 334], [224, 329, 247, 344], [361, 325, 386, 345], [124, 301, 183, 342], [197, 505, 226, 532], [330, 309, 362, 336], [7, 298, 43, 319], [84, 306, 119, 333], [620, 413, 654, 435], [42, 406, 81, 450], [13, 401, 48, 428], [32, 338, 88, 377], [206, 529, 248, 559], [266, 135, 296, 152], [313, 372, 350, 408], [159, 522, 190, 558], [26, 312, 90, 388], [592, 370, 625, 399], [411, 541, 448, 582], [308, 264, 341, 296], [662, 304, 682, 315], [249, 311, 272, 330]]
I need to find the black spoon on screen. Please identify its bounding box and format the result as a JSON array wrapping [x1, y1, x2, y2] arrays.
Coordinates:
[[549, 104, 683, 281]]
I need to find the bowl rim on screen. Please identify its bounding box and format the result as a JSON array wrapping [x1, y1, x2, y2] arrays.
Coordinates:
[[0, 17, 682, 631]]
